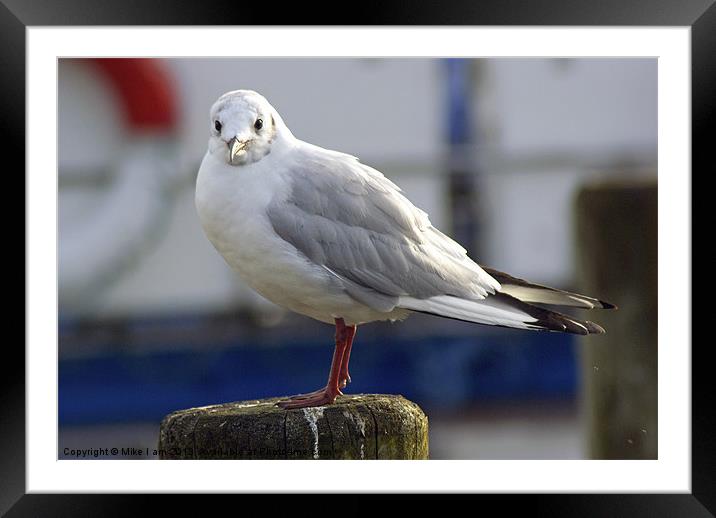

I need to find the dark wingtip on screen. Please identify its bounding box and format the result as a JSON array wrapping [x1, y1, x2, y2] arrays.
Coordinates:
[[563, 319, 590, 335], [599, 300, 618, 310], [584, 321, 606, 334]]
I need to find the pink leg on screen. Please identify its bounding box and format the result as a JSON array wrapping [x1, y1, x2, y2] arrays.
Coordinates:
[[339, 325, 357, 389], [276, 318, 352, 409], [288, 322, 357, 396]]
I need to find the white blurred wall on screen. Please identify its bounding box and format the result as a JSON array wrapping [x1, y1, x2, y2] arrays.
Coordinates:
[[477, 59, 656, 282], [58, 58, 656, 318], [485, 59, 657, 156]]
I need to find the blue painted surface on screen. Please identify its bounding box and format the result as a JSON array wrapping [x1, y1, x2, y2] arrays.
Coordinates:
[[59, 330, 577, 425], [445, 58, 472, 146]]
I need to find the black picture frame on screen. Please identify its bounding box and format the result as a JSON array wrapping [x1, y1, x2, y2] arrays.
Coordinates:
[[6, 0, 709, 513]]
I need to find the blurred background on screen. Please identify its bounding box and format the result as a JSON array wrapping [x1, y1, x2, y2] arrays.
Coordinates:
[[58, 58, 657, 460]]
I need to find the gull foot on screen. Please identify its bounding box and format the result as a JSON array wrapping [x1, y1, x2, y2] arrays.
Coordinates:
[[280, 387, 340, 401], [276, 387, 341, 409]]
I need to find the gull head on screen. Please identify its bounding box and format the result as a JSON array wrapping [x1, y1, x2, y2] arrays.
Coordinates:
[[207, 90, 292, 167]]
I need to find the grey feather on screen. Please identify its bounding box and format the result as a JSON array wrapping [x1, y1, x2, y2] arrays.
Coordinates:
[[267, 147, 500, 311], [322, 266, 399, 312]]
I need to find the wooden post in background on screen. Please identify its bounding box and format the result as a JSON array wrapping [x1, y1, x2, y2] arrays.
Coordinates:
[[159, 394, 429, 460], [575, 179, 657, 459]]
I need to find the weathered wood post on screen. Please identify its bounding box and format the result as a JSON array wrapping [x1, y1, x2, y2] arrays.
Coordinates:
[[575, 179, 657, 459], [158, 394, 429, 459]]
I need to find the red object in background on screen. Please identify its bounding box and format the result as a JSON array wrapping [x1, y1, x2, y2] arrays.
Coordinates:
[[90, 58, 178, 132]]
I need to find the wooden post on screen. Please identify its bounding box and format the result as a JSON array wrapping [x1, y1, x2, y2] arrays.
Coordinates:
[[575, 179, 657, 459], [158, 394, 429, 460]]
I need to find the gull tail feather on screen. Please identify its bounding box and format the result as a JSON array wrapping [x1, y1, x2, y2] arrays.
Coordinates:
[[481, 266, 617, 310], [398, 292, 605, 335]]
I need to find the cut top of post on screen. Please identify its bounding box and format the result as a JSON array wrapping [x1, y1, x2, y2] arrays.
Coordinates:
[[158, 394, 429, 460]]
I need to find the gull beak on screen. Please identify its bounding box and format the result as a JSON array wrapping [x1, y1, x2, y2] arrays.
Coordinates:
[[228, 137, 248, 163]]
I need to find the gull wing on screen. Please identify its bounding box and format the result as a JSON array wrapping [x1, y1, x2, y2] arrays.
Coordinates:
[[266, 145, 500, 313]]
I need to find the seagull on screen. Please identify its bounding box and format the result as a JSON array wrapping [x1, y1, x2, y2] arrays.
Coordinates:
[[195, 90, 615, 409]]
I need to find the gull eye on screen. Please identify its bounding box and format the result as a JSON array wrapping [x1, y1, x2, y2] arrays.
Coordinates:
[[214, 120, 222, 132], [254, 118, 263, 131]]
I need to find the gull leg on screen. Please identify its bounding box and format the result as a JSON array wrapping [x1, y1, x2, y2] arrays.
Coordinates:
[[276, 318, 350, 409], [338, 324, 357, 389], [282, 319, 349, 400]]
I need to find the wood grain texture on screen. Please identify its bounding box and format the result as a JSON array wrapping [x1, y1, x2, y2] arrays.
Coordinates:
[[158, 394, 428, 460]]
